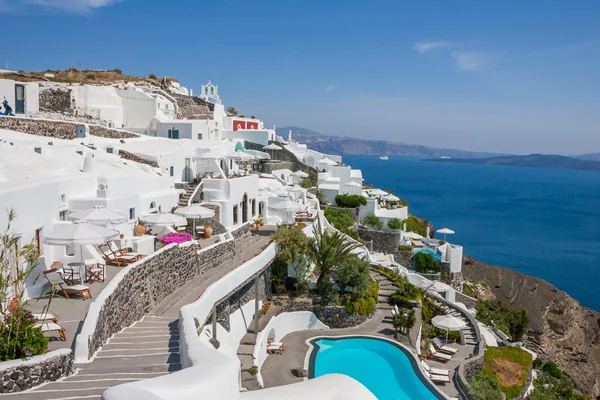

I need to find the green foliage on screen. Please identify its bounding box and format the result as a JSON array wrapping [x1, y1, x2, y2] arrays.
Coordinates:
[[414, 252, 440, 274], [316, 190, 327, 205], [476, 299, 529, 341], [429, 327, 461, 342], [532, 357, 543, 369], [421, 297, 444, 324], [398, 245, 413, 252], [148, 73, 157, 79], [390, 276, 421, 307], [324, 208, 356, 238], [483, 346, 533, 399], [392, 308, 416, 335], [226, 106, 238, 116], [0, 308, 48, 361], [306, 229, 360, 295], [344, 297, 375, 316], [299, 177, 312, 189], [331, 256, 371, 296], [248, 365, 258, 376], [270, 257, 288, 286], [469, 373, 503, 400], [271, 225, 310, 293], [542, 361, 563, 379], [334, 194, 367, 208], [362, 215, 383, 230], [387, 218, 403, 230], [404, 215, 426, 236], [529, 372, 588, 400]]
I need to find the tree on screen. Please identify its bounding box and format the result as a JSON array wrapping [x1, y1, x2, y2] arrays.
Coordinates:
[[506, 307, 529, 341], [414, 252, 439, 273], [362, 215, 383, 230], [148, 73, 157, 80], [469, 374, 503, 400], [387, 218, 403, 230], [271, 226, 310, 293], [316, 190, 327, 205], [324, 208, 356, 238], [299, 177, 312, 189], [331, 256, 370, 296], [334, 194, 367, 208], [306, 229, 360, 295], [226, 106, 238, 116]]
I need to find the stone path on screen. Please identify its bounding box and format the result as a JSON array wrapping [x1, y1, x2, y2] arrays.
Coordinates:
[[10, 229, 275, 400]]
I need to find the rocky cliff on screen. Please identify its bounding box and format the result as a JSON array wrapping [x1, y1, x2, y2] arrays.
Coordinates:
[[462, 255, 600, 398]]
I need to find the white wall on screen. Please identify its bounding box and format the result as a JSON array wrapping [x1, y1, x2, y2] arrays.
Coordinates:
[[72, 85, 123, 127], [0, 79, 39, 115], [446, 244, 463, 274], [202, 176, 259, 228], [119, 89, 157, 129]]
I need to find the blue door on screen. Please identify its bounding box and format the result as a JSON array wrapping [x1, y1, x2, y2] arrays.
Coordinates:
[[15, 85, 25, 114]]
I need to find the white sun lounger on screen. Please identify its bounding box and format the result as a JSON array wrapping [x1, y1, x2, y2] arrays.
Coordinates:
[[423, 369, 450, 384], [429, 344, 452, 361], [433, 337, 459, 354], [35, 321, 66, 341], [421, 360, 449, 376]]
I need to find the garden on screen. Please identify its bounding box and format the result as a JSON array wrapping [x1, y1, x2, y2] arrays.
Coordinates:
[[475, 299, 529, 341]]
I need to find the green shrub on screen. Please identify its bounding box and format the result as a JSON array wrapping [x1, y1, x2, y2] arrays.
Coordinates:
[[387, 218, 403, 230], [148, 73, 157, 79], [469, 373, 503, 400], [532, 357, 543, 369], [398, 245, 412, 252], [248, 365, 258, 376], [334, 194, 367, 208], [405, 215, 426, 236], [362, 215, 383, 230], [390, 276, 421, 307], [324, 208, 356, 238], [0, 308, 49, 361], [414, 252, 440, 273], [542, 361, 563, 379], [299, 177, 312, 189], [476, 299, 529, 341], [429, 327, 461, 342], [344, 297, 375, 316], [421, 297, 444, 323]]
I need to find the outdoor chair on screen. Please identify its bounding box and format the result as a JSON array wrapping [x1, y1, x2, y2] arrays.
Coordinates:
[[107, 241, 140, 259], [62, 264, 82, 285], [421, 360, 449, 376], [86, 264, 105, 283], [99, 245, 139, 267], [34, 321, 67, 341], [433, 337, 459, 355], [428, 344, 452, 362], [423, 369, 450, 384], [43, 269, 92, 300]]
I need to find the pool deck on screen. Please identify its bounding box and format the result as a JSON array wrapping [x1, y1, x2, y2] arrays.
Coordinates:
[[260, 308, 473, 399]]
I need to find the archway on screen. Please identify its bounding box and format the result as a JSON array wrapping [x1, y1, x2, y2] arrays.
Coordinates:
[[259, 201, 264, 217], [242, 193, 248, 223]]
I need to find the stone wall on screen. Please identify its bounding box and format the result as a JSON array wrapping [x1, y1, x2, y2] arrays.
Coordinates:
[[0, 116, 76, 139], [455, 291, 478, 309], [0, 350, 74, 394], [194, 217, 227, 236], [88, 240, 235, 358], [231, 222, 251, 240], [118, 149, 159, 168], [278, 300, 369, 329], [89, 125, 138, 139], [393, 250, 412, 267], [39, 87, 73, 113], [171, 94, 213, 119], [457, 354, 485, 398], [201, 204, 221, 223], [357, 227, 401, 254]]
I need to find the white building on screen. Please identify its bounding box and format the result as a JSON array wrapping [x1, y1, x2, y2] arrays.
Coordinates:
[[0, 79, 39, 115]]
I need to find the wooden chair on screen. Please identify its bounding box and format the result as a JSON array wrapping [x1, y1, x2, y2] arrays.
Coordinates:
[[107, 241, 141, 260], [428, 344, 452, 362], [43, 269, 92, 300], [99, 245, 139, 267], [86, 264, 105, 283]]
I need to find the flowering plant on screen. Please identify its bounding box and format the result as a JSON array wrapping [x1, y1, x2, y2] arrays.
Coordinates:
[[160, 232, 193, 245]]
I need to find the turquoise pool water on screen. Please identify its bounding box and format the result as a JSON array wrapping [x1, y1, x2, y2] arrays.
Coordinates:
[[311, 337, 440, 400], [413, 247, 441, 261]]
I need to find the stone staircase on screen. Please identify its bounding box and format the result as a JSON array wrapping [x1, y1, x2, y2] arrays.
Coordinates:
[[17, 316, 180, 400], [432, 299, 478, 346], [178, 182, 200, 207], [371, 269, 399, 312]]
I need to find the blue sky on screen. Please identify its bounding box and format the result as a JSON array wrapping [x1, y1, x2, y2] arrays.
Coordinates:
[[2, 0, 599, 154]]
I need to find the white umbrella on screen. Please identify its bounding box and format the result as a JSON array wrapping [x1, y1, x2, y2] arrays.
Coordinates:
[[402, 231, 423, 240], [369, 189, 388, 197], [43, 220, 119, 282], [263, 143, 282, 150], [432, 314, 467, 344], [68, 206, 127, 225], [436, 227, 455, 241], [316, 157, 337, 166], [382, 194, 400, 202], [291, 170, 309, 178], [226, 151, 253, 161], [175, 205, 215, 234], [143, 213, 188, 227]]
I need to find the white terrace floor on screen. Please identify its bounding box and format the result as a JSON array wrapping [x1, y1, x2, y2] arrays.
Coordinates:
[[11, 229, 274, 400]]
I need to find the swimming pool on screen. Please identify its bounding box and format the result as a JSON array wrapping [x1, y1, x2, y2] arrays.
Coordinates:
[[413, 247, 441, 261], [309, 337, 444, 400]]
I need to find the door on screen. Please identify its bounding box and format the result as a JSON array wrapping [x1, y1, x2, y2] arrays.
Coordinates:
[[184, 158, 192, 182], [15, 85, 25, 114]]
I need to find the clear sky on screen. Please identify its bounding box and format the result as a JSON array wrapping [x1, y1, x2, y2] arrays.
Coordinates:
[[2, 0, 599, 154]]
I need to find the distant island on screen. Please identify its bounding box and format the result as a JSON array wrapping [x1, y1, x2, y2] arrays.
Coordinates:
[[425, 154, 600, 171]]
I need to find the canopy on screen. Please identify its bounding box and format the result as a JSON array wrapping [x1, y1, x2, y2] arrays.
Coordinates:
[[174, 205, 215, 219], [143, 213, 188, 227], [382, 194, 400, 201], [432, 315, 467, 331], [316, 157, 337, 166], [68, 206, 127, 225], [263, 143, 282, 151], [291, 170, 309, 178], [43, 220, 119, 246], [268, 199, 302, 211], [226, 151, 253, 161]]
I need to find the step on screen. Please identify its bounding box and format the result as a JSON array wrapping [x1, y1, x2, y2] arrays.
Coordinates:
[[102, 340, 180, 351], [379, 288, 397, 295], [9, 387, 105, 400], [237, 344, 255, 356], [238, 354, 255, 370], [241, 371, 258, 382], [89, 352, 180, 367], [240, 333, 257, 345], [376, 304, 394, 310], [77, 363, 181, 376], [378, 295, 391, 303], [243, 379, 261, 391]]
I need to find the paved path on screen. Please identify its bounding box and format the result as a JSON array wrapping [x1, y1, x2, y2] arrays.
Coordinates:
[[11, 229, 275, 400]]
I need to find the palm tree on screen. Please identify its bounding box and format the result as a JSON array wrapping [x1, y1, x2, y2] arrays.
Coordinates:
[[306, 229, 360, 294]]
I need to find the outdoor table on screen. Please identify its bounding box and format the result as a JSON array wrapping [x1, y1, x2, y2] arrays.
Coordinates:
[[67, 262, 85, 284]]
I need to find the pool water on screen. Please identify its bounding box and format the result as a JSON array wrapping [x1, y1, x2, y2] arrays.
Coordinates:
[[311, 337, 440, 400], [413, 248, 441, 262]]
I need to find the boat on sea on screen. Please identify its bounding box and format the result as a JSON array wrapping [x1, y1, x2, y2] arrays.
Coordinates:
[[440, 156, 451, 159], [379, 155, 389, 160]]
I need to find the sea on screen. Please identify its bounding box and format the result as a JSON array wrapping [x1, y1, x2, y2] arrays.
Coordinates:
[[343, 155, 600, 311]]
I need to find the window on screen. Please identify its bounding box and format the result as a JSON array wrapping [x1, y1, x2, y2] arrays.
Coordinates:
[[158, 103, 161, 108], [252, 199, 256, 216], [169, 166, 174, 177], [129, 208, 135, 220], [35, 228, 43, 256], [59, 193, 66, 204], [106, 147, 113, 154], [165, 104, 169, 109], [198, 133, 203, 140], [233, 205, 238, 225], [150, 201, 156, 210], [168, 129, 179, 139], [59, 210, 68, 221]]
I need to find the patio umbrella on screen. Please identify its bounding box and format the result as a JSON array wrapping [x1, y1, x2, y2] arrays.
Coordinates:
[[316, 157, 337, 166], [381, 194, 400, 202], [68, 206, 127, 226], [262, 143, 282, 159], [432, 314, 467, 344], [369, 189, 388, 197], [291, 170, 309, 178], [436, 227, 455, 241], [43, 220, 120, 282], [143, 213, 188, 227], [174, 205, 215, 234]]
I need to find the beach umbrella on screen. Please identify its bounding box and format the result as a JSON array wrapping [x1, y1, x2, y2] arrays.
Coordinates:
[[68, 206, 127, 226], [175, 205, 215, 234], [369, 189, 388, 197], [381, 194, 400, 202], [316, 157, 337, 166], [436, 227, 455, 241], [291, 170, 309, 178], [432, 314, 467, 344], [262, 143, 282, 159], [143, 213, 188, 227]]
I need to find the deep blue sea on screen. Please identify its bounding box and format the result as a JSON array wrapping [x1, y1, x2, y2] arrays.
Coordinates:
[[344, 155, 600, 311]]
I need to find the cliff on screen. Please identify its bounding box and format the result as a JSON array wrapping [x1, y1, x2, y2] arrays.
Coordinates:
[[462, 255, 600, 398]]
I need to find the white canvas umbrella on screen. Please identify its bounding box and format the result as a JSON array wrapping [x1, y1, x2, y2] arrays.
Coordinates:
[[262, 143, 282, 159], [68, 206, 127, 226], [432, 314, 467, 344], [43, 220, 119, 282], [436, 227, 455, 241], [369, 189, 388, 197], [316, 157, 337, 166], [402, 231, 423, 240], [382, 194, 400, 202], [143, 213, 188, 227], [175, 205, 215, 234], [291, 170, 309, 178]]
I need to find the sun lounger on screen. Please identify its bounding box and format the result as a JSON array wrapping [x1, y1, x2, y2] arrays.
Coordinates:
[[434, 337, 459, 354], [34, 321, 66, 341], [429, 344, 452, 362], [99, 245, 139, 267], [423, 369, 450, 384], [108, 241, 141, 260], [31, 312, 58, 323], [43, 269, 92, 300], [421, 360, 449, 376], [267, 343, 285, 354]]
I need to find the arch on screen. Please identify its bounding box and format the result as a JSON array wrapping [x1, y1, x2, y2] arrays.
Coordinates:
[[242, 193, 248, 223], [259, 201, 265, 217], [150, 201, 156, 210], [251, 199, 256, 216]]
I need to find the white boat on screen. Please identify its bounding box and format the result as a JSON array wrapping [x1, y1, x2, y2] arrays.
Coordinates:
[[379, 155, 389, 160], [440, 156, 451, 159]]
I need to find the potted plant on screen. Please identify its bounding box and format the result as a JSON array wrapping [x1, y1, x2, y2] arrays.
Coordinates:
[[134, 218, 146, 236], [204, 224, 213, 238]]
